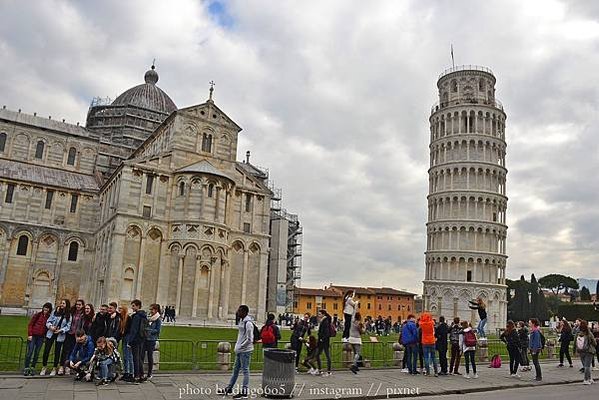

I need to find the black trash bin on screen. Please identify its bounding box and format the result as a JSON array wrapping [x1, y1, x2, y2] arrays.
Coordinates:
[[262, 348, 296, 398]]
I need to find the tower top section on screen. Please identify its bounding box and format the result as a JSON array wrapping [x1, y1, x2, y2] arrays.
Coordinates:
[[432, 65, 502, 116]]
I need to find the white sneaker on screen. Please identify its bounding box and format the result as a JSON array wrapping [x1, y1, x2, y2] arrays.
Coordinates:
[[49, 368, 56, 376], [401, 368, 409, 373], [65, 367, 71, 375], [39, 367, 47, 376], [322, 371, 332, 376], [464, 374, 471, 379], [310, 369, 320, 375], [583, 380, 592, 385], [307, 368, 315, 374], [593, 366, 599, 371], [514, 373, 521, 378], [473, 373, 479, 379]]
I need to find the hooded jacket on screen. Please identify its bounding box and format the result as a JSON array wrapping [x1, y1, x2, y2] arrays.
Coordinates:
[[126, 309, 147, 345], [28, 311, 49, 337], [401, 319, 418, 345], [420, 313, 436, 345]]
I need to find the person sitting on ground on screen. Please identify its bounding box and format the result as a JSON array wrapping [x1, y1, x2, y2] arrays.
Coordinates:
[[302, 335, 319, 374], [87, 336, 122, 386], [68, 330, 95, 381]]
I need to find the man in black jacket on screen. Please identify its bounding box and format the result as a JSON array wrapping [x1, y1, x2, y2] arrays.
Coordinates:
[[89, 304, 110, 342], [107, 302, 122, 343], [435, 316, 449, 375], [126, 299, 147, 383]]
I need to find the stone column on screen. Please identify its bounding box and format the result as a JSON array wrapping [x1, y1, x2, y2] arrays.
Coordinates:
[[155, 240, 170, 306], [134, 235, 147, 299], [192, 256, 201, 318], [241, 249, 249, 305], [207, 259, 217, 319], [175, 255, 184, 313]]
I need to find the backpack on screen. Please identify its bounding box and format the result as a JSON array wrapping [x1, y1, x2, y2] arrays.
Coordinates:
[[490, 354, 502, 368], [261, 325, 276, 345], [245, 321, 261, 344], [576, 335, 588, 352], [464, 330, 477, 347], [139, 316, 149, 339], [329, 322, 337, 338], [539, 331, 546, 350]]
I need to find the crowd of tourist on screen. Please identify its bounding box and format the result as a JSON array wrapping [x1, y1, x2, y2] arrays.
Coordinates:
[[23, 298, 162, 386]]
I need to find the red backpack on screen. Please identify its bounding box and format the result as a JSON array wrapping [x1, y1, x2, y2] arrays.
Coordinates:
[[490, 354, 502, 368], [464, 330, 477, 347], [261, 324, 276, 345]]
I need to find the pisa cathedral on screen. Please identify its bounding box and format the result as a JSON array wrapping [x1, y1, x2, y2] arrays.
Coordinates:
[[423, 66, 508, 333], [0, 65, 300, 321]]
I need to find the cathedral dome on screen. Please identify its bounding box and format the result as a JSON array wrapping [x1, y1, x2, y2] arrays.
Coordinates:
[[112, 65, 177, 114]]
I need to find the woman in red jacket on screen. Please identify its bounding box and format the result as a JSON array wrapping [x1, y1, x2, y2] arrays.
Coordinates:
[[23, 302, 52, 376]]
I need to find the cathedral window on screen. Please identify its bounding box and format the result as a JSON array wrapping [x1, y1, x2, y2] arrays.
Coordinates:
[[68, 241, 79, 261], [467, 270, 472, 282], [245, 194, 252, 212], [179, 181, 185, 196], [45, 190, 54, 209], [16, 235, 28, 256], [5, 183, 15, 203], [243, 222, 251, 233], [0, 132, 6, 152], [67, 147, 77, 166], [70, 194, 78, 213], [143, 206, 152, 218], [201, 133, 213, 153], [208, 184, 214, 198], [35, 140, 45, 159], [146, 175, 154, 194]]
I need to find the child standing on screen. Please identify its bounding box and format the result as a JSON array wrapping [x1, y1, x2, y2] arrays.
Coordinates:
[[24, 303, 52, 376], [459, 321, 478, 379]]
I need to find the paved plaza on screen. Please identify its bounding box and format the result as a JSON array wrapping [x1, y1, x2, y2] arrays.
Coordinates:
[[0, 363, 596, 400]]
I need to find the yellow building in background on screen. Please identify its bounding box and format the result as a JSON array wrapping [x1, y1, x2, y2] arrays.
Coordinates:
[[293, 284, 416, 321]]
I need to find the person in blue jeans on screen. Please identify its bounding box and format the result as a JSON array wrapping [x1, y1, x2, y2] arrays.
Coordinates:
[[143, 303, 162, 380], [401, 314, 419, 375], [24, 303, 52, 376], [468, 298, 487, 337], [88, 336, 121, 385], [217, 305, 254, 399]]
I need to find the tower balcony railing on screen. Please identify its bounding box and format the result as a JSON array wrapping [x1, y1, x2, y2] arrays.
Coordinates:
[[431, 97, 503, 115], [438, 65, 494, 80]]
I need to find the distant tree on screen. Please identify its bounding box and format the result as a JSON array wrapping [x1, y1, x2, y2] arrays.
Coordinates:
[[538, 274, 579, 295], [530, 274, 540, 317], [512, 275, 530, 321], [545, 294, 562, 317], [580, 286, 591, 301], [569, 289, 579, 302], [537, 289, 549, 321]]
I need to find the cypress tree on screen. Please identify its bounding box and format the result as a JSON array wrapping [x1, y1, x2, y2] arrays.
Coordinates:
[[530, 274, 540, 318]]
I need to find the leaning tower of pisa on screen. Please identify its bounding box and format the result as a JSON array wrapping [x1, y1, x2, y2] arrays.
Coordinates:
[[423, 66, 508, 334]]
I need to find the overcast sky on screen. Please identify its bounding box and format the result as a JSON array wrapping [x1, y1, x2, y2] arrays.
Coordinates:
[[1, 0, 598, 295]]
